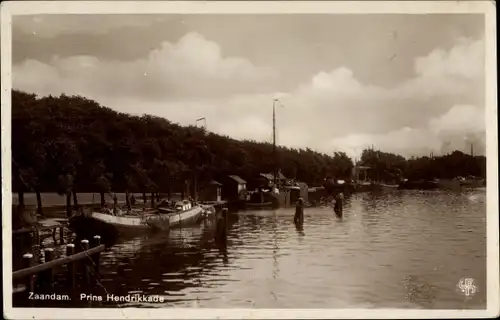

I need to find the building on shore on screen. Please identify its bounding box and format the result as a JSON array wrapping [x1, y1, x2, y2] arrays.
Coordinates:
[[220, 175, 247, 202], [307, 186, 328, 206], [352, 165, 371, 183], [297, 182, 309, 202], [251, 172, 288, 190], [281, 185, 300, 207], [199, 180, 222, 202]]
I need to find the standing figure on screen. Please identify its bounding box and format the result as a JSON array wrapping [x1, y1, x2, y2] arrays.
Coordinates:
[[294, 197, 304, 226], [215, 208, 228, 244], [334, 192, 344, 218], [113, 194, 118, 215]]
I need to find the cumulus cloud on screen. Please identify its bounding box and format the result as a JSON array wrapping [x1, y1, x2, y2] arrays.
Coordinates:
[[414, 37, 484, 79], [13, 32, 279, 100], [12, 33, 485, 159], [328, 105, 485, 159], [280, 37, 486, 158]]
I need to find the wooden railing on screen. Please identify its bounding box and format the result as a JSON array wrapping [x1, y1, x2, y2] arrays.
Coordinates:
[[13, 234, 105, 304]]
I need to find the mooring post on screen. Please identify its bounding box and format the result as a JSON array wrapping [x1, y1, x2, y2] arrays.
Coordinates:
[[66, 244, 76, 290], [22, 253, 35, 300], [32, 244, 41, 264], [39, 248, 55, 289], [92, 235, 101, 282], [80, 239, 89, 251], [80, 239, 90, 286], [52, 227, 57, 243], [59, 226, 65, 244], [92, 235, 101, 247], [92, 236, 101, 268]]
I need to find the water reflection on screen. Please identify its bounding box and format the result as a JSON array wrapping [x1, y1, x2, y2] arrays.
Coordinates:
[[295, 223, 305, 236], [271, 212, 280, 281], [15, 190, 487, 309]]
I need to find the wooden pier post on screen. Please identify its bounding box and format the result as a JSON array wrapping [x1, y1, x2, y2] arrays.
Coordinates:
[[13, 243, 106, 305], [39, 248, 55, 289], [59, 226, 65, 244], [66, 244, 76, 289], [52, 228, 57, 244], [92, 236, 101, 267], [32, 244, 41, 264], [36, 228, 41, 246], [92, 235, 101, 284], [92, 235, 101, 246], [80, 239, 90, 286], [22, 253, 35, 299], [80, 239, 89, 252]]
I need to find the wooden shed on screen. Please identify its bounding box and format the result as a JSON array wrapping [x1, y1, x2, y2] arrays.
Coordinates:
[[221, 175, 247, 201], [199, 180, 222, 202]]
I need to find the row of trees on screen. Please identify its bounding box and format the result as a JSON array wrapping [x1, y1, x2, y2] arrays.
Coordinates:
[[12, 90, 487, 217], [12, 90, 354, 216], [357, 148, 486, 183]]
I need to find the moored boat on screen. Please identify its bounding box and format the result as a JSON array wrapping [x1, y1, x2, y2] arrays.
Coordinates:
[[378, 183, 399, 191], [245, 201, 274, 209], [436, 179, 462, 191], [459, 176, 486, 189], [398, 179, 439, 190], [157, 200, 205, 227], [69, 201, 205, 242]]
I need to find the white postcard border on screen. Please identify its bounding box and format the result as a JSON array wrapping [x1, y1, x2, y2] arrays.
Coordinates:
[[1, 1, 498, 319]]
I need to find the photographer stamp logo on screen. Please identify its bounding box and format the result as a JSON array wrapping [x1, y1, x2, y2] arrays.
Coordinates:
[[456, 277, 478, 297]]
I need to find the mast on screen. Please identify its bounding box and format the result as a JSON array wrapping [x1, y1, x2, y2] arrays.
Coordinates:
[[272, 99, 277, 187]]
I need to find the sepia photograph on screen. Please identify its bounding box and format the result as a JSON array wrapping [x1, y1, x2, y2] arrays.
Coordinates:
[[1, 1, 498, 319]]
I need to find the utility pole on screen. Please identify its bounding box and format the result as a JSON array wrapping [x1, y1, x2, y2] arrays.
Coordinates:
[[272, 99, 277, 187]]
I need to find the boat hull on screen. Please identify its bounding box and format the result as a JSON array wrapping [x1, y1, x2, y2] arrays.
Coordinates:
[[244, 202, 274, 210], [378, 183, 399, 191], [460, 179, 486, 189], [398, 180, 440, 190], [69, 206, 204, 242], [436, 179, 462, 191]]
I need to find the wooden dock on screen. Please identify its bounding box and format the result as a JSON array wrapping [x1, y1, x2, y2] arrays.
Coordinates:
[[200, 200, 228, 210], [12, 222, 105, 306]]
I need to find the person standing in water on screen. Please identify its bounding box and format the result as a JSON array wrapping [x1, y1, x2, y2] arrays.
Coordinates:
[[334, 192, 344, 217], [113, 194, 119, 215], [294, 197, 305, 226], [215, 208, 228, 244]]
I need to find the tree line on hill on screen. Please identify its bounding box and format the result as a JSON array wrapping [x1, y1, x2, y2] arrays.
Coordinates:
[[11, 90, 486, 217], [11, 90, 353, 216], [356, 148, 486, 183]]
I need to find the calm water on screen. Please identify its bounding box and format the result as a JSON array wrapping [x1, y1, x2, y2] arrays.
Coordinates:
[[22, 190, 488, 309]]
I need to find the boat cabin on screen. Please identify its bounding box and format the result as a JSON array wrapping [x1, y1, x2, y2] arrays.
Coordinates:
[[175, 200, 192, 212]]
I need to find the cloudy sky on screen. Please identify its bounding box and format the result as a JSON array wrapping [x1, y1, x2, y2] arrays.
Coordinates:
[[12, 14, 486, 159]]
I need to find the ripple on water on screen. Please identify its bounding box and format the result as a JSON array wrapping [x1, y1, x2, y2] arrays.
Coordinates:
[[88, 191, 486, 309]]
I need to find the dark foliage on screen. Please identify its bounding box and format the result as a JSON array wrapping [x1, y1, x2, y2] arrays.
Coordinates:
[[11, 90, 486, 199], [357, 148, 486, 183], [11, 90, 356, 196]]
